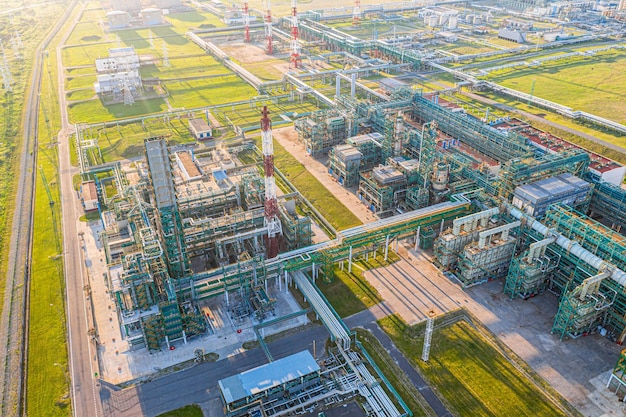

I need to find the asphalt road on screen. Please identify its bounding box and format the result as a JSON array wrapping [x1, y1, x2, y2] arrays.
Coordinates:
[[55, 3, 101, 417], [346, 310, 453, 417], [98, 325, 330, 417], [95, 307, 452, 417]]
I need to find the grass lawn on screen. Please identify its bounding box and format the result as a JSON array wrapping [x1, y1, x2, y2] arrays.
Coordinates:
[[68, 97, 169, 123], [27, 2, 81, 416], [156, 404, 204, 417], [167, 77, 257, 109], [485, 49, 626, 124], [66, 74, 96, 90], [259, 137, 362, 231], [379, 314, 572, 417], [316, 252, 398, 317]]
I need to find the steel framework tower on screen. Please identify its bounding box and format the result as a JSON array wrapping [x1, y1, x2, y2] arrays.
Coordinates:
[[264, 0, 273, 54], [242, 1, 251, 42], [289, 0, 301, 68], [353, 0, 361, 26], [260, 106, 282, 258]]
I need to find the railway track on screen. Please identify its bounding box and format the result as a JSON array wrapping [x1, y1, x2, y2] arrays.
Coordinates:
[[0, 4, 75, 415]]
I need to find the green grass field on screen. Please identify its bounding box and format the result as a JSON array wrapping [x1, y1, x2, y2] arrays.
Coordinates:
[[317, 252, 399, 317], [246, 128, 361, 231], [68, 97, 170, 123], [156, 404, 204, 417], [485, 49, 626, 124], [271, 141, 362, 230], [379, 314, 571, 417], [26, 3, 87, 415]]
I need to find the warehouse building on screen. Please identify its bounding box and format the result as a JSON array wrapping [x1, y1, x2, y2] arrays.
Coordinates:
[[218, 351, 321, 416]]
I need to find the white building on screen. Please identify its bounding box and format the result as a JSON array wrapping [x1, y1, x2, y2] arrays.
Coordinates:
[[94, 70, 142, 95], [81, 181, 99, 212], [96, 47, 140, 73], [188, 118, 212, 139]]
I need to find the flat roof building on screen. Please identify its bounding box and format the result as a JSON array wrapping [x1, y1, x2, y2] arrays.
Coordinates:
[[218, 350, 320, 416], [81, 181, 99, 212], [512, 173, 592, 218], [188, 118, 212, 140]]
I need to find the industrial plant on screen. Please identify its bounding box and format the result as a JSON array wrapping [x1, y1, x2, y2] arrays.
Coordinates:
[[9, 0, 626, 416]]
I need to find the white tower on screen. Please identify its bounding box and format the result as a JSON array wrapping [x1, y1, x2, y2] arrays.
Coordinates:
[[260, 106, 282, 258], [264, 0, 273, 54], [289, 0, 301, 68]]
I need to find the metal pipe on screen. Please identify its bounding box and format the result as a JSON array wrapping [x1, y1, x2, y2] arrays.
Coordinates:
[[509, 207, 626, 286], [477, 221, 520, 249], [526, 237, 556, 263], [452, 207, 499, 235]]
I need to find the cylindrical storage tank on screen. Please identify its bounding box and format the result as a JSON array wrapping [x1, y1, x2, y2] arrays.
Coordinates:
[[432, 163, 450, 192], [428, 15, 439, 27]]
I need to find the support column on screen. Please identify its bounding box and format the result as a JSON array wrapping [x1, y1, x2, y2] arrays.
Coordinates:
[[384, 234, 390, 261], [335, 75, 341, 98], [312, 262, 316, 282], [440, 218, 445, 235], [348, 245, 353, 273], [350, 73, 356, 98], [183, 330, 187, 344], [225, 289, 229, 307], [415, 226, 421, 251], [284, 271, 289, 293]]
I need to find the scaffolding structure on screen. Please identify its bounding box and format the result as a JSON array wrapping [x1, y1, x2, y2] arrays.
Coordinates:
[[607, 349, 626, 396], [433, 207, 501, 270], [358, 165, 407, 214], [504, 236, 557, 299], [145, 138, 190, 278], [589, 180, 626, 232], [457, 221, 519, 287], [498, 150, 590, 201], [328, 144, 362, 187], [412, 93, 532, 163], [348, 133, 382, 171], [100, 137, 315, 351], [295, 109, 348, 156]]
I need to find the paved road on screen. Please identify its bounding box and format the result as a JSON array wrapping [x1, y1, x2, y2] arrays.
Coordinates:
[[98, 325, 330, 417], [345, 309, 453, 417], [54, 3, 101, 417], [0, 2, 77, 414]]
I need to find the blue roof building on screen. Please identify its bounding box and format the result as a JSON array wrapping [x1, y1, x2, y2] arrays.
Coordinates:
[[218, 350, 321, 416]]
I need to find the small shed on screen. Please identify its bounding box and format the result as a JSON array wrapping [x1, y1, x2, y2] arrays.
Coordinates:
[[189, 118, 212, 140], [81, 181, 99, 212]]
